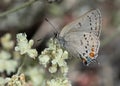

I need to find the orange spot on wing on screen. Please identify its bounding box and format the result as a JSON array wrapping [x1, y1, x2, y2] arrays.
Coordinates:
[[89, 48, 95, 58], [91, 48, 94, 52], [89, 52, 95, 58]]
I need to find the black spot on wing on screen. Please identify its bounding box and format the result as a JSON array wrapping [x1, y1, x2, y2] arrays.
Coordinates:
[[87, 15, 89, 18], [95, 27, 97, 30], [80, 40, 83, 45], [83, 53, 85, 56], [89, 34, 91, 37], [84, 34, 86, 37], [90, 23, 92, 26], [78, 54, 82, 59], [94, 9, 101, 37], [78, 22, 82, 26], [85, 46, 87, 49], [87, 41, 89, 46], [91, 37, 93, 40], [87, 10, 101, 37], [88, 14, 94, 33], [91, 27, 93, 30], [86, 50, 88, 53], [95, 17, 97, 20], [92, 12, 94, 14]]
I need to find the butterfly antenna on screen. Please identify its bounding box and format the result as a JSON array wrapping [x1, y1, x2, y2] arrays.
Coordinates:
[[45, 18, 59, 35], [37, 18, 59, 42]]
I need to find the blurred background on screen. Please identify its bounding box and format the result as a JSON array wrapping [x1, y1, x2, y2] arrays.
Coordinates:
[[0, 0, 120, 86]]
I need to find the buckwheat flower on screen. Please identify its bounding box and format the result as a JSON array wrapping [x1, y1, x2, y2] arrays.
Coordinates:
[[0, 33, 14, 50], [0, 50, 18, 74], [52, 49, 68, 66], [5, 60, 18, 75], [39, 38, 69, 74], [13, 51, 21, 60], [52, 50, 68, 74], [39, 55, 50, 67], [15, 33, 38, 59], [0, 50, 11, 59], [6, 73, 28, 86], [60, 65, 69, 75], [49, 64, 57, 73], [46, 77, 71, 86], [0, 77, 6, 86], [25, 67, 45, 86]]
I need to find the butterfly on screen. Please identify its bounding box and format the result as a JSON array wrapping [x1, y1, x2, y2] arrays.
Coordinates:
[[47, 9, 102, 65]]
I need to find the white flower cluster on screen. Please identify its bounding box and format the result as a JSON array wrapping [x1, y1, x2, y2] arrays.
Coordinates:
[[6, 74, 28, 86], [0, 50, 18, 75], [39, 38, 69, 75], [47, 77, 71, 86], [15, 33, 38, 59], [0, 77, 6, 86], [0, 33, 14, 50], [25, 67, 45, 86]]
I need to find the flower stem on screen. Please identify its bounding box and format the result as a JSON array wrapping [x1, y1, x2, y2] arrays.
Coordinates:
[[16, 55, 27, 75], [0, 0, 38, 17]]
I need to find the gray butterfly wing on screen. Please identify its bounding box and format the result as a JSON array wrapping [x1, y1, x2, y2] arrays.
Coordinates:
[[63, 32, 100, 64], [58, 9, 101, 64], [59, 9, 102, 38]]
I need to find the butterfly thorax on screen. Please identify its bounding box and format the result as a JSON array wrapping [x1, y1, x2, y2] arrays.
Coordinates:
[[56, 35, 66, 48]]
